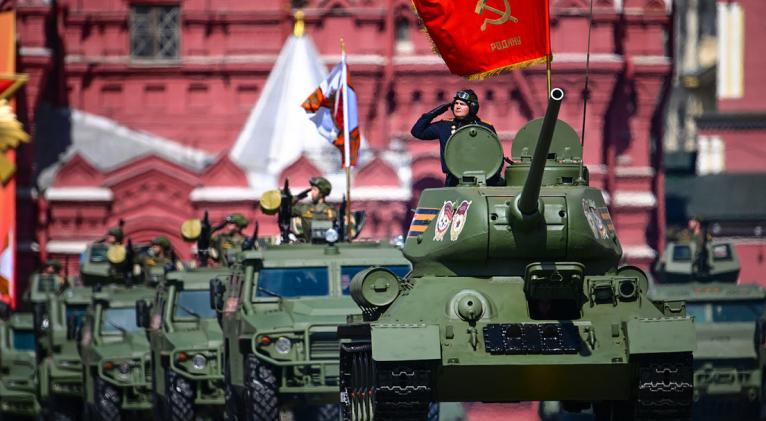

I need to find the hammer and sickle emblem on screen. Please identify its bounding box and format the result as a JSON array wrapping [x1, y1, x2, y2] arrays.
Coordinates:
[[475, 0, 519, 31]]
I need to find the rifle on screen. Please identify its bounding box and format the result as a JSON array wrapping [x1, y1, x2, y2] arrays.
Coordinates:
[[337, 194, 347, 242], [198, 211, 212, 267], [123, 239, 135, 286]]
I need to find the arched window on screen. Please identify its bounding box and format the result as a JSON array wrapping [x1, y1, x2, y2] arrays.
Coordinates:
[[395, 18, 414, 54]]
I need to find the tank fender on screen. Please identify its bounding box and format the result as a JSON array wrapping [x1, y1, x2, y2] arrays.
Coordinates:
[[626, 317, 696, 355], [371, 324, 441, 362]]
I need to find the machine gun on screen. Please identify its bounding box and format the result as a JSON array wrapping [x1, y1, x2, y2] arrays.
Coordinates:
[[242, 221, 259, 251], [275, 179, 309, 243]]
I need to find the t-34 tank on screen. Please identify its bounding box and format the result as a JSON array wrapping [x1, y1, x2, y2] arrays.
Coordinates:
[[338, 88, 696, 421]]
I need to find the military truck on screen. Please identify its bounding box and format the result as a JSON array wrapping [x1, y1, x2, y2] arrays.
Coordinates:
[[79, 284, 155, 420], [213, 199, 410, 421], [0, 313, 41, 418], [652, 240, 764, 420], [338, 88, 697, 421], [36, 285, 92, 420], [138, 266, 230, 420]]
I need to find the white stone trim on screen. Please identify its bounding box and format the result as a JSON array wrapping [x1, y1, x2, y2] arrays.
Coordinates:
[[631, 55, 671, 66], [44, 187, 113, 202], [191, 186, 412, 202], [717, 2, 744, 99], [622, 244, 657, 259], [321, 54, 386, 66], [613, 190, 656, 208], [19, 47, 51, 57], [46, 240, 89, 254], [393, 55, 446, 65], [616, 166, 655, 177], [553, 53, 623, 63], [190, 187, 260, 202]]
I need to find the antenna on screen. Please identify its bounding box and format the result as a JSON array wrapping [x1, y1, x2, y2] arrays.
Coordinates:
[[577, 0, 595, 185]]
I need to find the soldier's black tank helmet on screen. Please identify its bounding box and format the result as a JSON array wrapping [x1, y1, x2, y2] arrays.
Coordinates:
[[452, 89, 480, 116]]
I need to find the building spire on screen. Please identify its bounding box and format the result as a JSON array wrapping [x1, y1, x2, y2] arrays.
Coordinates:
[[293, 10, 305, 37]]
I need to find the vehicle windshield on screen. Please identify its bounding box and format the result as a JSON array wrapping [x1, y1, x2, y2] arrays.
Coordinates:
[[341, 265, 411, 295], [672, 245, 692, 262], [37, 275, 58, 293], [12, 329, 36, 351], [174, 289, 216, 319], [254, 267, 329, 299], [90, 244, 108, 263], [687, 300, 765, 323], [66, 304, 88, 329], [100, 307, 140, 334]]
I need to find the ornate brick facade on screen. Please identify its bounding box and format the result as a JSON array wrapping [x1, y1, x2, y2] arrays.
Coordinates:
[[14, 0, 672, 281]]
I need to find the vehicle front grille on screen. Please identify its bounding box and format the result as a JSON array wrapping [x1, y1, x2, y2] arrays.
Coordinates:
[[309, 331, 339, 360]]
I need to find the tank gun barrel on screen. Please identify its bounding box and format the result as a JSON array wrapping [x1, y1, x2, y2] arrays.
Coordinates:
[[518, 88, 564, 215]]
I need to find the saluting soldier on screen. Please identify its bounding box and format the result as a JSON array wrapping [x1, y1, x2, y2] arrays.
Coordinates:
[[40, 258, 67, 292], [411, 89, 502, 186], [212, 213, 249, 264], [292, 176, 338, 241], [100, 226, 124, 245]]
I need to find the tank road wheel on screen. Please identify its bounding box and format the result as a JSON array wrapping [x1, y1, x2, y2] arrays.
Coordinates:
[[166, 370, 195, 421], [244, 353, 279, 421], [595, 352, 693, 421], [91, 377, 121, 421]]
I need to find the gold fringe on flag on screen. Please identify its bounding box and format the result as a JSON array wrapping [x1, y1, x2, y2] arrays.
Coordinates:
[[466, 55, 551, 81]]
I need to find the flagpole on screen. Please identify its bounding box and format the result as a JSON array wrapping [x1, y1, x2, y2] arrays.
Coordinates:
[[340, 38, 352, 241]]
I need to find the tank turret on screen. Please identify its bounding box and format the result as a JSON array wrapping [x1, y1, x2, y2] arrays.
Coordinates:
[[403, 88, 621, 276]]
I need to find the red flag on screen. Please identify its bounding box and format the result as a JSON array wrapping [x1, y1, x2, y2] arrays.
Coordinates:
[[413, 0, 551, 79]]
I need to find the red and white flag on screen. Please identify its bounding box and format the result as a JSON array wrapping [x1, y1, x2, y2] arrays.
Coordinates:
[[302, 53, 360, 168]]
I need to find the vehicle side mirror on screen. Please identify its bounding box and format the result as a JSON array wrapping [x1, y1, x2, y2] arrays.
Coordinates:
[[135, 300, 150, 328], [210, 279, 225, 311]]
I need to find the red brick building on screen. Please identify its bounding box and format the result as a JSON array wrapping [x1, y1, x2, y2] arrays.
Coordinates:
[[664, 0, 766, 284], [14, 0, 673, 282]]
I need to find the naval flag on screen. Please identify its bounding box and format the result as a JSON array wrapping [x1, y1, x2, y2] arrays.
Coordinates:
[[302, 53, 360, 168]]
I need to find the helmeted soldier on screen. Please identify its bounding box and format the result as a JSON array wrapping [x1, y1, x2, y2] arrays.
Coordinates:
[[38, 258, 67, 293], [100, 226, 124, 245], [411, 89, 502, 186], [138, 236, 173, 270], [212, 213, 249, 264], [291, 176, 338, 242]]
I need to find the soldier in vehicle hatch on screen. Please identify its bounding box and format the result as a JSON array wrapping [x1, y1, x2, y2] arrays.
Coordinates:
[[137, 236, 173, 271], [292, 176, 338, 241], [99, 226, 124, 245], [40, 259, 67, 291], [213, 213, 249, 251], [411, 89, 503, 187]]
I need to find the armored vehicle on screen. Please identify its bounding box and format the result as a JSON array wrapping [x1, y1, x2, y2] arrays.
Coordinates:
[[36, 285, 92, 420], [214, 217, 410, 420], [338, 89, 696, 421], [139, 266, 230, 420], [79, 284, 155, 421], [652, 240, 764, 419], [0, 313, 41, 418]]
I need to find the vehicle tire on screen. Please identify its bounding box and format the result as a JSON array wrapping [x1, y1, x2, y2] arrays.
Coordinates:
[[91, 377, 121, 421], [243, 353, 278, 421], [165, 370, 195, 421], [427, 402, 439, 421]]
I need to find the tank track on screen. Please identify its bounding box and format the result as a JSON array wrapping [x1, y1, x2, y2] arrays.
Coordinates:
[[340, 341, 433, 421], [634, 352, 693, 421]]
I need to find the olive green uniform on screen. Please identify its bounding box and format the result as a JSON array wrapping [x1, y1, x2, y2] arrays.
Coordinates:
[[292, 202, 338, 241]]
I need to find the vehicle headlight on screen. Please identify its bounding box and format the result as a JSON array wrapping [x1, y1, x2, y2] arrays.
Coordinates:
[[324, 228, 339, 243], [275, 337, 292, 354], [192, 354, 207, 370], [41, 317, 50, 330], [118, 361, 131, 374]]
